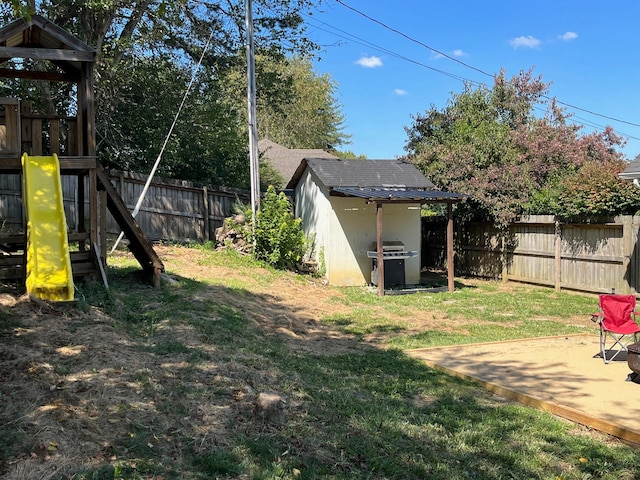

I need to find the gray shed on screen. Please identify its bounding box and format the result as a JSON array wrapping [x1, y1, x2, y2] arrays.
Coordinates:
[[287, 158, 465, 294]]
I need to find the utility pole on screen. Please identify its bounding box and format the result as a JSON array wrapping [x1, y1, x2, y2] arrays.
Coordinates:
[[245, 0, 260, 223]]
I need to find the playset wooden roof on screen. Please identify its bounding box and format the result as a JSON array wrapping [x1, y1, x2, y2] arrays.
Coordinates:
[[0, 14, 95, 80]]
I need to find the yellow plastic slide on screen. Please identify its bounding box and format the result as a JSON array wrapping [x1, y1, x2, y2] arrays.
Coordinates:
[[21, 153, 74, 301]]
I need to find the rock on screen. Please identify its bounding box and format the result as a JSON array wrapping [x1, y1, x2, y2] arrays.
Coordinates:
[[254, 392, 286, 424]]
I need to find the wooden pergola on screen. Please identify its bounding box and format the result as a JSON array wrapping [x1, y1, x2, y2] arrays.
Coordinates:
[[332, 187, 466, 296], [374, 199, 460, 296]]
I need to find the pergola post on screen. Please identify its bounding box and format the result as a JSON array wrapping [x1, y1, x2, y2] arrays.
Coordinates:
[[447, 202, 455, 292], [376, 202, 385, 296]]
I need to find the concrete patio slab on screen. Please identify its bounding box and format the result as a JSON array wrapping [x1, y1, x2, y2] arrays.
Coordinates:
[[406, 334, 640, 445]]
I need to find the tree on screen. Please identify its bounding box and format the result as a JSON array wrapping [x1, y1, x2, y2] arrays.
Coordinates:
[[98, 55, 249, 187], [6, 1, 31, 18], [13, 1, 317, 65], [3, 1, 326, 187], [331, 149, 366, 159], [530, 158, 640, 219], [217, 54, 350, 152], [249, 185, 306, 269], [259, 160, 286, 190], [403, 69, 627, 228], [256, 56, 350, 150]]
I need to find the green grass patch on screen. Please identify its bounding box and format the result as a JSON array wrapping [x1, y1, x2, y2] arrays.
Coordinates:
[[324, 310, 407, 336], [329, 281, 595, 349], [192, 448, 244, 476], [5, 246, 634, 480], [390, 320, 590, 350]]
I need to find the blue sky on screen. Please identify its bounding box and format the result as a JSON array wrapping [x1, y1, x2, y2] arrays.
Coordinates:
[[303, 0, 640, 161]]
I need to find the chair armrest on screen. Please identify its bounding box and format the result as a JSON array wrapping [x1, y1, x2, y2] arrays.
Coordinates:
[[591, 313, 603, 323]]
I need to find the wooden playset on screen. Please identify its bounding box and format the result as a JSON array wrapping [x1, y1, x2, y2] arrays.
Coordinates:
[[0, 15, 163, 296]]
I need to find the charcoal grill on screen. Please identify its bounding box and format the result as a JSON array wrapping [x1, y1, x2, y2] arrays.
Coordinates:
[[367, 241, 417, 287]]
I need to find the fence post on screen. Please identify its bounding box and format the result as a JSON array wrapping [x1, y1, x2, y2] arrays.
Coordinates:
[[202, 185, 210, 242], [501, 234, 508, 283], [554, 220, 562, 291], [622, 216, 634, 294]]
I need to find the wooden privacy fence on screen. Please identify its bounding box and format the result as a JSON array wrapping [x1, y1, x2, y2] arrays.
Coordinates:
[[0, 169, 249, 243], [105, 171, 249, 242], [422, 215, 640, 295]]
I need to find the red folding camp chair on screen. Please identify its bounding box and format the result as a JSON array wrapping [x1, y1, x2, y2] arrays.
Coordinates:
[[591, 294, 640, 363]]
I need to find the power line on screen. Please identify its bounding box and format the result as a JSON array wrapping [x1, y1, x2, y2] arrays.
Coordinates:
[[548, 97, 640, 128], [532, 105, 640, 142], [333, 0, 640, 130], [308, 10, 640, 143], [305, 17, 474, 84], [334, 0, 493, 79], [311, 13, 640, 143], [111, 28, 216, 253]]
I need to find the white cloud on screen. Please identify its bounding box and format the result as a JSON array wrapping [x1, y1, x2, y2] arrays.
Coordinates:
[[356, 56, 383, 68], [394, 89, 408, 96], [559, 31, 578, 41], [509, 35, 542, 49], [431, 49, 465, 60]]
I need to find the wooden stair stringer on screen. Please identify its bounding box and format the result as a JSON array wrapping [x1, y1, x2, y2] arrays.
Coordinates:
[[96, 164, 164, 287]]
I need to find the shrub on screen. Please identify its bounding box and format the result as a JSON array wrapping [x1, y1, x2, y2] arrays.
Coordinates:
[[527, 159, 640, 220], [249, 186, 306, 270]]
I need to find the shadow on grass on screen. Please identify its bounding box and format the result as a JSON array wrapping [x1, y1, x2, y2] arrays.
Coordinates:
[[380, 271, 476, 295], [420, 269, 478, 289], [0, 266, 637, 480]]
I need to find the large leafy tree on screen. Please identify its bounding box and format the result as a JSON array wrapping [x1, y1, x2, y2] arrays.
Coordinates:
[[404, 69, 628, 227], [99, 55, 249, 186], [3, 0, 339, 188], [217, 54, 350, 150], [256, 55, 349, 150]]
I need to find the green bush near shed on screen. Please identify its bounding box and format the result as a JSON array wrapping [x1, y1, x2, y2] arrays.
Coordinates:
[[250, 185, 307, 270]]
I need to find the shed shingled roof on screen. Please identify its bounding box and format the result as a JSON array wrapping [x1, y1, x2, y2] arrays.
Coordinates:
[[287, 158, 466, 203], [287, 158, 435, 189]]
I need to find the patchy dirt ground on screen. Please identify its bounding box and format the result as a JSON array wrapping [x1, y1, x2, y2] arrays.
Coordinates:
[[0, 245, 375, 479], [155, 244, 595, 338], [0, 244, 599, 479]]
